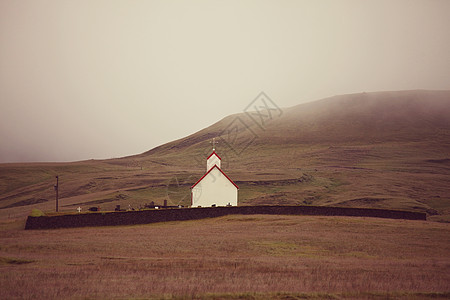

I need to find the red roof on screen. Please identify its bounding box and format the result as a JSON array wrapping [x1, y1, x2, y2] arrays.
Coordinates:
[[191, 165, 239, 189], [207, 150, 222, 161]]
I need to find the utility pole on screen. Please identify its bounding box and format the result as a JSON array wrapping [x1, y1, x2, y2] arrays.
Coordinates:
[[54, 176, 59, 212]]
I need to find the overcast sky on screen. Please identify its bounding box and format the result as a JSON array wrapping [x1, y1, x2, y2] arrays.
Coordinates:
[[1, 0, 449, 163]]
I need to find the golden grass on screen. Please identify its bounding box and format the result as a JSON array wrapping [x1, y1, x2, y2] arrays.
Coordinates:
[[0, 215, 449, 299]]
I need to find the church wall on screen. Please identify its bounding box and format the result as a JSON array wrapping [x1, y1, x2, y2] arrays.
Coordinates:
[[191, 168, 238, 207]]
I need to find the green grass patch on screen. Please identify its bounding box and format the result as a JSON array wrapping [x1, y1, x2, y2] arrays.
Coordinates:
[[249, 241, 329, 257]]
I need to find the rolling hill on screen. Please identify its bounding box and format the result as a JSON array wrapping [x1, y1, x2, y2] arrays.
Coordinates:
[[1, 90, 449, 222]]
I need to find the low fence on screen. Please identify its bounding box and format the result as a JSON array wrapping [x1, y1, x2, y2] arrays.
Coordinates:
[[25, 205, 426, 230]]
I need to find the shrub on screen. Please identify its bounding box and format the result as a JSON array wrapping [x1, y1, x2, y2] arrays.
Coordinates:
[[30, 209, 46, 217]]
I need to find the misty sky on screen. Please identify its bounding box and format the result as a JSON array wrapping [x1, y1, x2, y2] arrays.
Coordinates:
[[1, 0, 449, 163]]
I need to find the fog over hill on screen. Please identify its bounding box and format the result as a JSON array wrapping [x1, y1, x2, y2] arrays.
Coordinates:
[[1, 90, 449, 221], [270, 90, 450, 142], [144, 90, 450, 154]]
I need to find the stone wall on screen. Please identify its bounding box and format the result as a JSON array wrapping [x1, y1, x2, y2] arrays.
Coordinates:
[[25, 205, 426, 230]]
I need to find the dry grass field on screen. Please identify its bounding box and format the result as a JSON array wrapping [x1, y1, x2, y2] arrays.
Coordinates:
[[0, 215, 449, 299]]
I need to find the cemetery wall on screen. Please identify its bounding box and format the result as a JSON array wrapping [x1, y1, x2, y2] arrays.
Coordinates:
[[25, 205, 426, 230]]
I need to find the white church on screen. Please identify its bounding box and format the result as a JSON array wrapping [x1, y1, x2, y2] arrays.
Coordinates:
[[190, 143, 238, 207]]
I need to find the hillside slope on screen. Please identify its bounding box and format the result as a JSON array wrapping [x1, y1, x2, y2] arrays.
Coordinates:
[[1, 90, 449, 221], [267, 90, 450, 143], [142, 90, 450, 153]]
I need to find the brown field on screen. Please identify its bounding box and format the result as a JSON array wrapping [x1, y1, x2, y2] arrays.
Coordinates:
[[0, 215, 449, 299]]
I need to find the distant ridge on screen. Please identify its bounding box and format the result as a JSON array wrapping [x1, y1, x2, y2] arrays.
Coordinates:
[[143, 90, 450, 155]]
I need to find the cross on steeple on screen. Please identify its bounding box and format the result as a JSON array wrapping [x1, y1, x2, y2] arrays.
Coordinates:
[[210, 137, 218, 151]]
